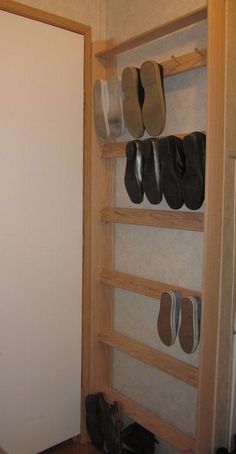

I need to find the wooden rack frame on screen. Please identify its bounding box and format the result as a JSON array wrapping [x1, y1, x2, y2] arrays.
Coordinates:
[[91, 2, 234, 453]]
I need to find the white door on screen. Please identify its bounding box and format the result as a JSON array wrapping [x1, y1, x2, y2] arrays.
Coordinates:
[[0, 10, 84, 454]]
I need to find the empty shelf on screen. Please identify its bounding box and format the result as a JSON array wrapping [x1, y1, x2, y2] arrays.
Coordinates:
[[98, 330, 198, 387]]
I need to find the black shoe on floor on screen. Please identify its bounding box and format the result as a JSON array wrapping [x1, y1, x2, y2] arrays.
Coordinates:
[[158, 135, 186, 209], [122, 422, 157, 454], [182, 131, 206, 210], [142, 138, 162, 204], [122, 67, 145, 138], [124, 140, 144, 204], [85, 393, 104, 451], [100, 395, 123, 454]]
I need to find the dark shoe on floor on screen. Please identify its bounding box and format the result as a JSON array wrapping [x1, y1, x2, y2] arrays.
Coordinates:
[[122, 67, 145, 138], [122, 422, 156, 454], [157, 290, 181, 346], [142, 138, 162, 204], [140, 60, 166, 136], [182, 131, 206, 210], [85, 393, 104, 450], [100, 395, 122, 454], [179, 296, 201, 354], [124, 140, 144, 204], [158, 135, 186, 209]]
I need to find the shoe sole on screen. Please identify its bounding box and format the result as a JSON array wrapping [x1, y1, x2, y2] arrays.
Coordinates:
[[159, 136, 184, 209], [122, 67, 144, 138], [107, 74, 125, 137], [157, 290, 181, 346], [94, 79, 110, 139], [140, 61, 166, 136], [142, 139, 162, 204], [124, 141, 143, 204], [179, 296, 201, 354], [183, 132, 206, 210]]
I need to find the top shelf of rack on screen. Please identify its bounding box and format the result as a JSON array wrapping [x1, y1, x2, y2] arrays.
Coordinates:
[[95, 7, 207, 61]]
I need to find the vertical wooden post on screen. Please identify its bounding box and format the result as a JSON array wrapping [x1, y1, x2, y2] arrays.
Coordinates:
[[196, 1, 227, 452], [89, 41, 116, 396]]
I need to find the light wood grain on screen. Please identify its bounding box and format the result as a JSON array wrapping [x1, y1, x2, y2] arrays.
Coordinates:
[[196, 1, 227, 452], [100, 268, 201, 299], [95, 7, 207, 60], [89, 41, 116, 404], [101, 130, 206, 158], [213, 1, 236, 449], [99, 331, 198, 387], [103, 387, 196, 453], [80, 27, 92, 443], [163, 47, 207, 77], [101, 207, 204, 232], [0, 0, 90, 33]]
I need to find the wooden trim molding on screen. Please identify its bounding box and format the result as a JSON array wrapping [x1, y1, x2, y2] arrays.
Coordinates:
[[0, 0, 90, 33], [0, 0, 92, 443]]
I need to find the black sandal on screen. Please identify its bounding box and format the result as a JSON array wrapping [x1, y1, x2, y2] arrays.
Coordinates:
[[158, 135, 185, 209], [124, 140, 144, 204]]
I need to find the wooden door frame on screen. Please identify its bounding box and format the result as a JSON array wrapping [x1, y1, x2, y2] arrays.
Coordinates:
[[0, 0, 92, 442]]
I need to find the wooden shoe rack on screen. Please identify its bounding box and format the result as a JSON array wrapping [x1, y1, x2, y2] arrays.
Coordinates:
[[87, 1, 236, 453]]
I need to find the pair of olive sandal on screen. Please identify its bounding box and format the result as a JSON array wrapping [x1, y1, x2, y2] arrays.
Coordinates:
[[85, 392, 158, 453]]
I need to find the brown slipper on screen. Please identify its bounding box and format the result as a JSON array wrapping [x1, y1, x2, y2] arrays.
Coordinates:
[[179, 296, 201, 354], [157, 290, 181, 346]]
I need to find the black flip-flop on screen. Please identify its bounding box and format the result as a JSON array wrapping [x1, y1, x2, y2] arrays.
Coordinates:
[[142, 138, 162, 204], [183, 131, 206, 210], [158, 135, 186, 209], [124, 140, 144, 204]]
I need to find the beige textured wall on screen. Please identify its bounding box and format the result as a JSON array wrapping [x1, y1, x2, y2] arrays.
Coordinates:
[[17, 0, 106, 39], [105, 1, 207, 453], [105, 0, 206, 42]]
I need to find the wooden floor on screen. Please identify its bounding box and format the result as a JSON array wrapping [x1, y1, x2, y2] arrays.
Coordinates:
[[40, 439, 98, 454]]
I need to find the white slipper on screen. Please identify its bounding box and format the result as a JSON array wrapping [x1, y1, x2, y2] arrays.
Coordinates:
[[94, 79, 110, 139], [107, 74, 125, 137]]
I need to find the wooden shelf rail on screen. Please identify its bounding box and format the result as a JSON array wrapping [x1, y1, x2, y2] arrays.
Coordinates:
[[101, 130, 206, 158], [100, 269, 201, 299], [101, 207, 204, 232], [95, 7, 207, 60], [103, 387, 196, 453], [98, 330, 198, 387]]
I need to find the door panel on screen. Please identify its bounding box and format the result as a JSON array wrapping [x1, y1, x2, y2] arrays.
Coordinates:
[[0, 10, 84, 454]]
